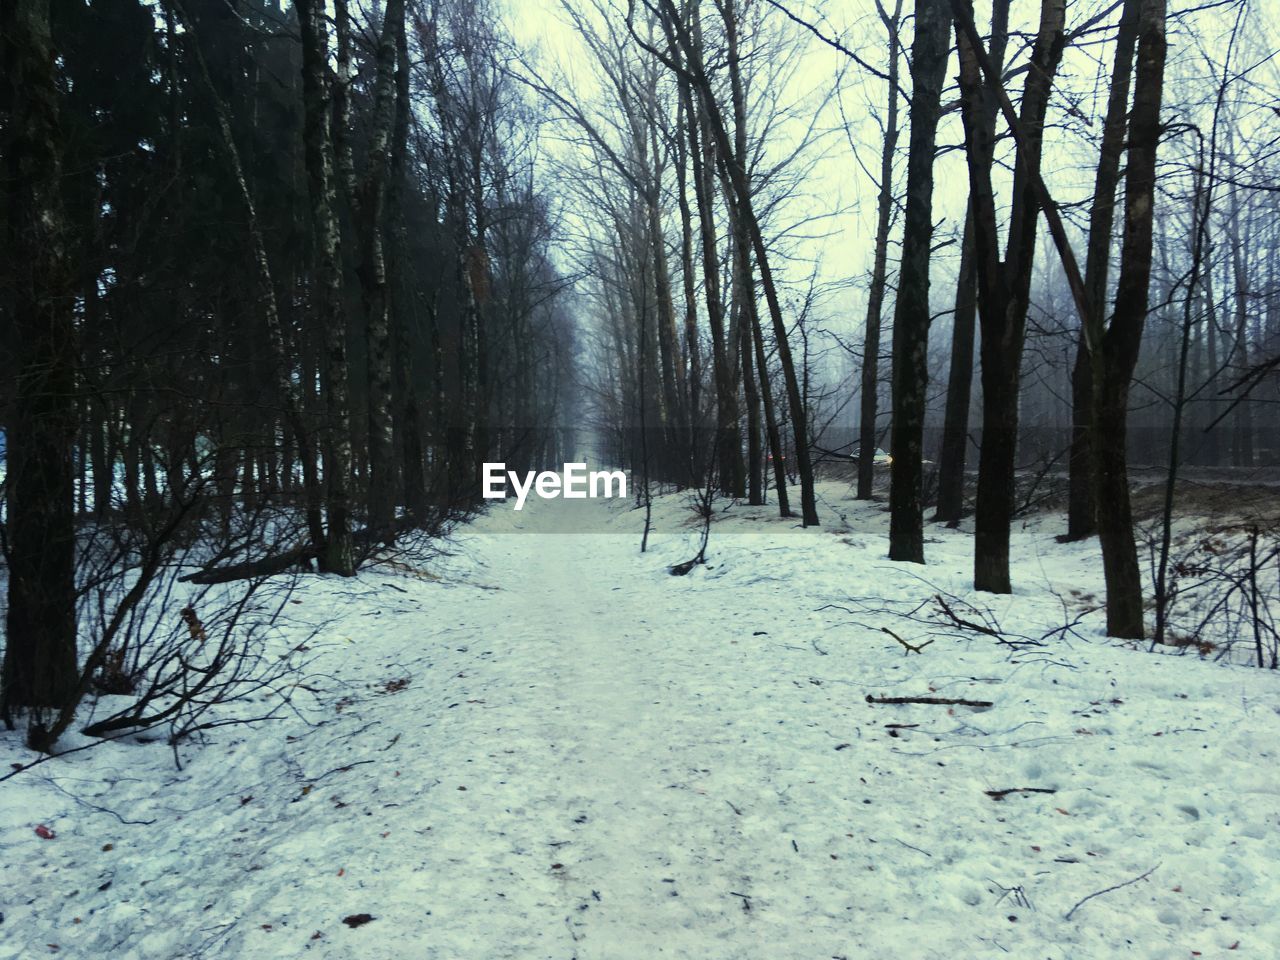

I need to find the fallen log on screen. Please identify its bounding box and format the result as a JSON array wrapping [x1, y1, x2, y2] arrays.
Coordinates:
[[180, 545, 317, 584], [865, 694, 994, 708], [179, 516, 424, 585]]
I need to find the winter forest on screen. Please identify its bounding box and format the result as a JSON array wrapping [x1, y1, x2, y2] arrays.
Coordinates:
[[2, 0, 1279, 956]]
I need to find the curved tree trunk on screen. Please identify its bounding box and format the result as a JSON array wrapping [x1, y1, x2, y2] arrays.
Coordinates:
[[1091, 0, 1167, 639], [1067, 0, 1139, 541]]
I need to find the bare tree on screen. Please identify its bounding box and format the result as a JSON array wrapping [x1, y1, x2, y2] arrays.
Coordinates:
[[1065, 0, 1140, 542], [1088, 0, 1168, 638], [856, 0, 904, 502], [633, 0, 821, 525], [887, 0, 950, 562], [956, 0, 1066, 593]]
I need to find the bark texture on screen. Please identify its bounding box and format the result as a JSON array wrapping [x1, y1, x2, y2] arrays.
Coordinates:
[[298, 0, 355, 575], [1, 0, 81, 741], [887, 0, 950, 562], [1091, 0, 1167, 639]]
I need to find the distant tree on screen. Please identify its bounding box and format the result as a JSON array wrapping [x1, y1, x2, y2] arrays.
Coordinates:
[[856, 0, 903, 503]]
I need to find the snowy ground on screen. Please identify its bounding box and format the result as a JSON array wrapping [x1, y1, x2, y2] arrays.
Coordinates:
[[3, 484, 1279, 959]]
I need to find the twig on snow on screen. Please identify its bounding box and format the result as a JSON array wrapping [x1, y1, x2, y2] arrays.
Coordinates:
[[895, 838, 933, 857], [45, 778, 158, 826], [1064, 863, 1160, 920], [985, 787, 1057, 801], [881, 627, 934, 654], [311, 759, 376, 781], [866, 694, 994, 708], [991, 880, 1034, 910]]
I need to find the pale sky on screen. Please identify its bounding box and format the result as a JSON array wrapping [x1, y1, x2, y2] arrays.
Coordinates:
[[500, 0, 1280, 363]]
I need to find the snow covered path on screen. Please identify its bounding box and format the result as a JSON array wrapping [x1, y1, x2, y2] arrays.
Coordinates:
[[402, 501, 868, 958], [4, 489, 1280, 959]]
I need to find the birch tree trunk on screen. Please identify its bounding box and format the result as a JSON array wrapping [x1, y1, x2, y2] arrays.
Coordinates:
[[297, 0, 355, 575], [355, 0, 406, 540]]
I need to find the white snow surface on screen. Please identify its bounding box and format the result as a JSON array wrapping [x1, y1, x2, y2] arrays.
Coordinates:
[[3, 484, 1279, 959]]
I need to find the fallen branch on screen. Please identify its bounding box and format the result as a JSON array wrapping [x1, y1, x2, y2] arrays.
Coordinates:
[[181, 517, 421, 584], [881, 627, 934, 654], [1064, 863, 1160, 921], [935, 594, 1003, 639], [181, 545, 315, 584], [866, 694, 994, 708], [985, 787, 1058, 801], [307, 758, 377, 785]]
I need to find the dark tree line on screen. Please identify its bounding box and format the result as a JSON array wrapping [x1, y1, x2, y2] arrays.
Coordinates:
[[1, 0, 574, 746], [4, 0, 1277, 745]]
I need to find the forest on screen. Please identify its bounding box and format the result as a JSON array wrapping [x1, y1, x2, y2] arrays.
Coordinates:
[[2, 0, 1278, 957]]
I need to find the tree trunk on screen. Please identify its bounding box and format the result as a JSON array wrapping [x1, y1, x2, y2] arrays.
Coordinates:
[[1228, 191, 1254, 467], [740, 290, 764, 505], [1, 0, 80, 744], [887, 0, 950, 561], [1067, 0, 1140, 540], [648, 183, 688, 476], [934, 210, 977, 524], [171, 0, 326, 555], [1092, 0, 1167, 639], [354, 0, 405, 540], [958, 0, 1064, 591], [674, 88, 703, 442], [710, 0, 817, 524], [298, 0, 355, 575], [749, 265, 791, 517], [857, 0, 903, 501], [686, 73, 744, 501], [390, 11, 428, 521]]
